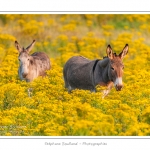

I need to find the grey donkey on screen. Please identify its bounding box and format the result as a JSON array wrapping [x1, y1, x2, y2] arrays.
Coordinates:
[[63, 44, 128, 97]]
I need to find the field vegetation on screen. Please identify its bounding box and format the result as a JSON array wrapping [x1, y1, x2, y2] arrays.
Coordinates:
[[0, 14, 150, 135]]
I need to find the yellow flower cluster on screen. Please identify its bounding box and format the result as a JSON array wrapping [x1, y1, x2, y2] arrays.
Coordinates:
[[0, 14, 150, 136]]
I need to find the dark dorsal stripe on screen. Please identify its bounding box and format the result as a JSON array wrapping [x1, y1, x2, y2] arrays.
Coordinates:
[[92, 59, 100, 73]]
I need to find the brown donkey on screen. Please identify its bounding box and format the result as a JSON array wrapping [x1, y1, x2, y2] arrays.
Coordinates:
[[63, 44, 128, 97], [15, 40, 51, 82]]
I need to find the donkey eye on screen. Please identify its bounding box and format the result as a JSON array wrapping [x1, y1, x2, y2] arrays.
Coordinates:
[[111, 67, 114, 70]]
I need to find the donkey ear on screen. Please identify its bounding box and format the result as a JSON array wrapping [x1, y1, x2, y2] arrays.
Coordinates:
[[26, 40, 36, 53], [15, 41, 22, 53], [119, 44, 129, 59], [106, 45, 113, 59]]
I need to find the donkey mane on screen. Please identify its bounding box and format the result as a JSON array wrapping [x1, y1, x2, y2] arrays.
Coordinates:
[[103, 56, 108, 59]]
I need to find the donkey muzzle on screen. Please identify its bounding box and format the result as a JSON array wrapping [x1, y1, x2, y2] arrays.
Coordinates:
[[115, 84, 123, 91], [114, 77, 123, 91], [22, 73, 27, 78]]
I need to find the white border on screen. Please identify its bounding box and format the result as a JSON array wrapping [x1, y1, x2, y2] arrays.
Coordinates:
[[0, 136, 150, 150], [0, 0, 150, 12], [1, 0, 150, 149]]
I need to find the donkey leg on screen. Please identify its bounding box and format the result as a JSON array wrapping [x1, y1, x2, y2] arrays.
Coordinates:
[[102, 89, 110, 98], [90, 88, 96, 93], [27, 88, 33, 97], [63, 77, 70, 91], [102, 82, 114, 98], [68, 85, 74, 93]]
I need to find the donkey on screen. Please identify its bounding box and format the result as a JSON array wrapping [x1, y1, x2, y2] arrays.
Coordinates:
[[15, 40, 51, 82], [63, 44, 128, 97]]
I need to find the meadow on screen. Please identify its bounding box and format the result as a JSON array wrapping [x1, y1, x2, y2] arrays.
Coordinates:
[[0, 14, 150, 136]]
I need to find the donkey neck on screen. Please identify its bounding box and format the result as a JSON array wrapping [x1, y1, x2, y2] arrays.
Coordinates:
[[26, 57, 38, 81], [93, 57, 111, 86]]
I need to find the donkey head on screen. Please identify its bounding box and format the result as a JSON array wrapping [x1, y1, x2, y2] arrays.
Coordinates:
[[15, 40, 36, 78], [106, 44, 128, 91]]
